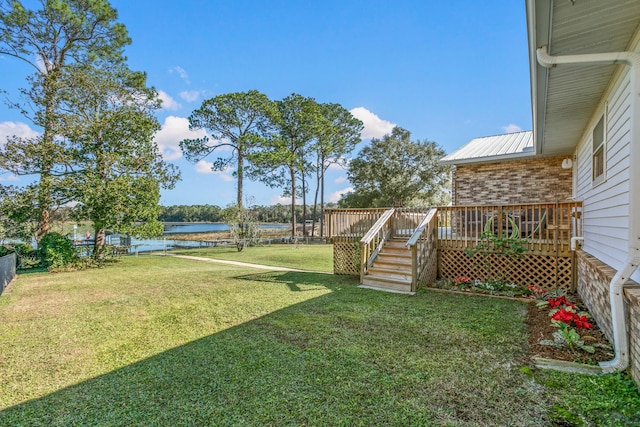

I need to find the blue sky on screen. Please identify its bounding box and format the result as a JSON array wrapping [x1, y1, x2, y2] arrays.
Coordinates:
[[0, 0, 531, 207]]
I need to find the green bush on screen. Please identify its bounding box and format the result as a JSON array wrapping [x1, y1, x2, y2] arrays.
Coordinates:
[[38, 232, 79, 270], [0, 245, 13, 257]]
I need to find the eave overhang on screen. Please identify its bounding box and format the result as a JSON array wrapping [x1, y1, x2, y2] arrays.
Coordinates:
[[526, 0, 640, 156]]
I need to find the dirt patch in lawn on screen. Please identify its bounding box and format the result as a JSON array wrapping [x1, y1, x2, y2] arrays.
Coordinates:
[[526, 295, 614, 365]]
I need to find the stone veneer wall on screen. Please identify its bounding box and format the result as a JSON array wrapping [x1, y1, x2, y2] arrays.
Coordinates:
[[452, 156, 573, 205], [627, 289, 640, 387], [576, 250, 640, 387]]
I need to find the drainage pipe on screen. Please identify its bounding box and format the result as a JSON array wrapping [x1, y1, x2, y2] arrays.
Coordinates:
[[570, 236, 583, 252], [537, 46, 640, 372]]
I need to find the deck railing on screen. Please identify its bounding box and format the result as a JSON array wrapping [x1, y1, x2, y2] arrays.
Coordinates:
[[406, 208, 438, 292], [325, 207, 433, 240], [324, 207, 389, 240], [437, 201, 582, 256]]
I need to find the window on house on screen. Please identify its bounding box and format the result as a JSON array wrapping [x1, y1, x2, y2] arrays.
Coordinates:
[[592, 115, 605, 183]]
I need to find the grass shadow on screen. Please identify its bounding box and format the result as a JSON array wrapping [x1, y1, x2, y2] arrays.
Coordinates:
[[4, 257, 638, 425], [0, 278, 560, 426]]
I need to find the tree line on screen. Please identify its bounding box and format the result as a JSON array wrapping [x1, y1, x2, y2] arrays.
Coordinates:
[[158, 203, 336, 225]]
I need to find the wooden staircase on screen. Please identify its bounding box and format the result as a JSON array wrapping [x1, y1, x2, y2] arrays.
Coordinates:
[[360, 237, 413, 294]]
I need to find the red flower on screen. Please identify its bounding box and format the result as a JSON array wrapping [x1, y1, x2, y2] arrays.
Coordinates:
[[574, 315, 593, 329], [547, 296, 576, 309], [551, 308, 593, 329], [527, 285, 547, 298], [454, 276, 471, 285]]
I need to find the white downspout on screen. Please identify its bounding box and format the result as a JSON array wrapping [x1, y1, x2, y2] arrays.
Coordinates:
[[537, 46, 640, 372]]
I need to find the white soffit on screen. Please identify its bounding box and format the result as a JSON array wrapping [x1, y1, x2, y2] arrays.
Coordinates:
[[529, 0, 640, 156]]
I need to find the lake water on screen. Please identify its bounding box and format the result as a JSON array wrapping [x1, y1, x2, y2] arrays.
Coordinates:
[[163, 222, 290, 234], [114, 222, 291, 253], [11, 222, 293, 254]]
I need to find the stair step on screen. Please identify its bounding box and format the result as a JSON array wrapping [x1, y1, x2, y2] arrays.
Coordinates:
[[361, 276, 412, 293], [376, 253, 411, 262], [385, 241, 409, 246], [380, 248, 411, 256], [379, 247, 411, 253], [367, 266, 411, 281], [373, 258, 412, 268]]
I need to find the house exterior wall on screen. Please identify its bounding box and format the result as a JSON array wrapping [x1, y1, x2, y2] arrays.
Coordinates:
[[576, 250, 640, 388], [452, 157, 572, 205], [573, 65, 640, 283]]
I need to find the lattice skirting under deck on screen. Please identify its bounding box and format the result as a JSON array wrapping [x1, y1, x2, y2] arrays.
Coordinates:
[[438, 249, 574, 291], [333, 239, 361, 275], [418, 250, 438, 287]]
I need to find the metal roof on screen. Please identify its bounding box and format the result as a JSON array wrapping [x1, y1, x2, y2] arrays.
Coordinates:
[[440, 131, 534, 165], [527, 0, 640, 156]]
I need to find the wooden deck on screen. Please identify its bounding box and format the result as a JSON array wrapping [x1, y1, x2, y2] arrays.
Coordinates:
[[326, 202, 583, 291]]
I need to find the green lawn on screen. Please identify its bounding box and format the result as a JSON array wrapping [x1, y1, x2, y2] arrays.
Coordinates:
[[0, 255, 638, 426], [172, 243, 333, 272]]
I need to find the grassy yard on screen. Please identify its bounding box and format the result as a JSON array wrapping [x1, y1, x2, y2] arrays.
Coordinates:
[[172, 243, 333, 272], [1, 255, 639, 425]]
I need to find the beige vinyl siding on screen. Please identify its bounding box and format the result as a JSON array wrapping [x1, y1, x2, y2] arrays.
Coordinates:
[[574, 66, 636, 281]]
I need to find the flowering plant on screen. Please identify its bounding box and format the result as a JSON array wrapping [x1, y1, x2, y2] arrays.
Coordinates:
[[453, 276, 472, 286], [526, 285, 548, 299], [550, 308, 593, 329], [540, 323, 596, 353], [546, 295, 576, 309]]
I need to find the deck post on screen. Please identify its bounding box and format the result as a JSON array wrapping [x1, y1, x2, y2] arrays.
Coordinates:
[[411, 245, 418, 292]]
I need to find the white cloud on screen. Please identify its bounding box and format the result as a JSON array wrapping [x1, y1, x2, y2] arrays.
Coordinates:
[[194, 160, 234, 181], [0, 173, 19, 182], [327, 159, 349, 171], [270, 195, 292, 205], [349, 107, 395, 139], [35, 55, 47, 73], [0, 121, 40, 146], [328, 187, 353, 203], [158, 90, 181, 111], [502, 124, 523, 134], [269, 195, 304, 205], [334, 176, 347, 184], [154, 116, 207, 160], [169, 66, 191, 84], [180, 90, 200, 102], [195, 159, 214, 174]]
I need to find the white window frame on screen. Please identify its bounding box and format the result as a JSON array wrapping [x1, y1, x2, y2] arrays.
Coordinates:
[[592, 108, 607, 186]]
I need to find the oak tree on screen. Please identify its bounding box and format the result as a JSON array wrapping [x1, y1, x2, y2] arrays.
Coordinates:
[[57, 64, 180, 259], [339, 126, 450, 208]]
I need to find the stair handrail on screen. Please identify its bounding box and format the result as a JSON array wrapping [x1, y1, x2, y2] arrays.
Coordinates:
[[405, 208, 437, 247], [360, 208, 396, 281], [405, 207, 438, 292]]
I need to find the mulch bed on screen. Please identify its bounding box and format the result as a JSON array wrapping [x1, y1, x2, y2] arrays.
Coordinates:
[[526, 294, 614, 364]]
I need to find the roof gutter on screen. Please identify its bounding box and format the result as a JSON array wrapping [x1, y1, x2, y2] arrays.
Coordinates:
[[537, 45, 640, 373]]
